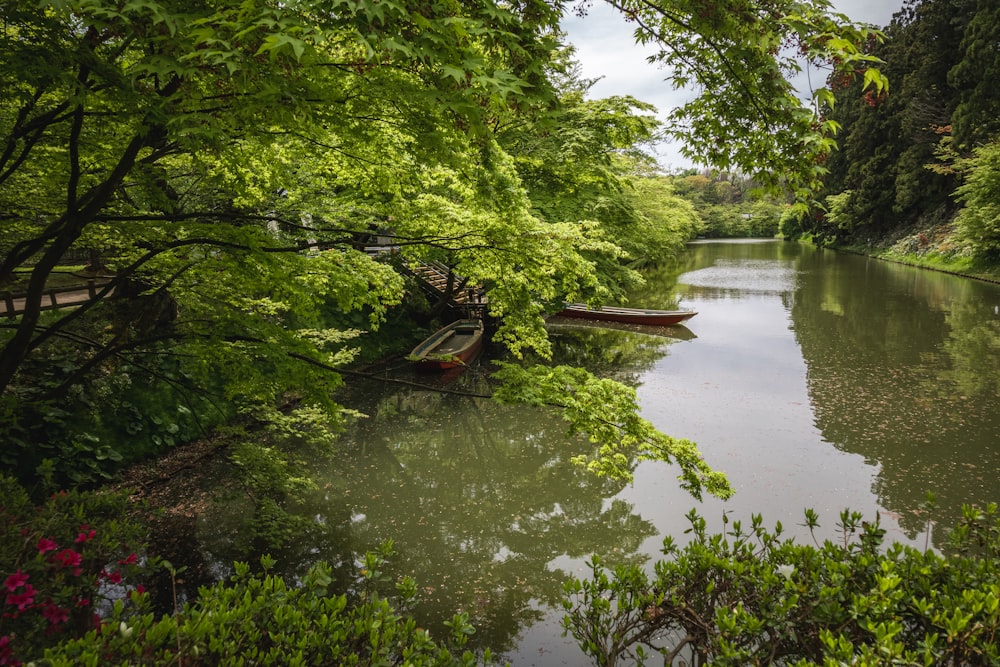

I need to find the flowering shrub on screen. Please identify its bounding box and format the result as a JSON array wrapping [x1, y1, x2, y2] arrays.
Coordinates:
[[0, 476, 148, 665], [2, 479, 489, 667], [42, 553, 495, 667]]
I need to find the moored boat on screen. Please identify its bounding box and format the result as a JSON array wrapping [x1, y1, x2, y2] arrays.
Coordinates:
[[545, 315, 697, 340], [557, 303, 697, 326], [409, 319, 485, 370]]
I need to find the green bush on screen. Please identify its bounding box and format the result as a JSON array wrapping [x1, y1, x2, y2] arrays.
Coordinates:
[[778, 206, 808, 240], [562, 505, 1000, 666], [41, 553, 497, 667], [956, 139, 1000, 261], [0, 346, 227, 488], [10, 474, 1000, 667]]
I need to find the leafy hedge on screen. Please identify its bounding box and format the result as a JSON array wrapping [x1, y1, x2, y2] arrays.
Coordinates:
[[563, 505, 1000, 666], [0, 477, 147, 665], [41, 555, 493, 667]]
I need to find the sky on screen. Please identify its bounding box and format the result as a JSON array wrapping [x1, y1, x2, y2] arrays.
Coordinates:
[[561, 1, 906, 170]]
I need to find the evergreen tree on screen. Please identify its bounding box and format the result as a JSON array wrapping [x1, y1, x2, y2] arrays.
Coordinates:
[[817, 0, 1000, 245]]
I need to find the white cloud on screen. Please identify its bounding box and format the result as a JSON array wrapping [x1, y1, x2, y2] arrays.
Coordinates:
[[830, 0, 901, 26], [561, 1, 904, 170]]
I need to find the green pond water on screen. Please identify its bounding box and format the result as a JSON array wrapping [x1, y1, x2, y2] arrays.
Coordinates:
[[170, 240, 1000, 665]]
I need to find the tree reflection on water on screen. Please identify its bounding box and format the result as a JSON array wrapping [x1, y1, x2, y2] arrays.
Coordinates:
[[164, 323, 686, 656]]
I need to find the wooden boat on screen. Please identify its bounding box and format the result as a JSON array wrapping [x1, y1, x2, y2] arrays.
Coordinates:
[[557, 303, 697, 326], [545, 315, 697, 341], [409, 319, 485, 370]]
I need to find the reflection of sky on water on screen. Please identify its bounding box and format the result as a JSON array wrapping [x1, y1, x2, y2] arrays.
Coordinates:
[[627, 288, 888, 548], [515, 245, 903, 665], [614, 293, 904, 571], [680, 259, 798, 295]]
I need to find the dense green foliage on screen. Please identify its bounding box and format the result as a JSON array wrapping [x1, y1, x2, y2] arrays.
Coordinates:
[[625, 174, 705, 256], [7, 476, 1000, 667], [563, 504, 1000, 666], [43, 552, 495, 667], [814, 0, 1000, 263], [0, 2, 911, 663], [0, 0, 885, 493], [670, 172, 786, 238], [0, 476, 492, 666], [955, 141, 1000, 261]]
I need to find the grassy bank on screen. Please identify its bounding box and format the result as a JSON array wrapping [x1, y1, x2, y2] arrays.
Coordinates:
[[799, 223, 1000, 284]]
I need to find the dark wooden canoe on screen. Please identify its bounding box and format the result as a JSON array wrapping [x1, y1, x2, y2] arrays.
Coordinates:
[[409, 319, 485, 370], [557, 303, 697, 326]]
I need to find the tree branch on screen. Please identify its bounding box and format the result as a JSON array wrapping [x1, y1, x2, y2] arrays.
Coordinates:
[[66, 33, 94, 213], [0, 122, 159, 393], [603, 0, 776, 127]]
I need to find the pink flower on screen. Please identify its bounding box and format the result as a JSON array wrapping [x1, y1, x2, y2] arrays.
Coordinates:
[[0, 634, 16, 666], [3, 572, 28, 593], [42, 603, 69, 626], [118, 553, 138, 566], [74, 529, 96, 544], [103, 570, 122, 585], [51, 549, 82, 570], [75, 597, 91, 607], [36, 538, 58, 554], [5, 584, 35, 611]]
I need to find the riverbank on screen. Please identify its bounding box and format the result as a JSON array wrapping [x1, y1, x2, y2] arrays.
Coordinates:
[[799, 222, 1000, 284]]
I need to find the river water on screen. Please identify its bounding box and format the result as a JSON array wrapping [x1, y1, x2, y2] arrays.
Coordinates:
[[185, 240, 1000, 665]]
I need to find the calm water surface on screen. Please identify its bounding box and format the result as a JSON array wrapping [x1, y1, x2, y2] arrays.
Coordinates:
[[188, 240, 1000, 665]]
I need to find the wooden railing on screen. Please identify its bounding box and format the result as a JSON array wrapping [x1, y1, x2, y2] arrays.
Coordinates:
[[405, 261, 487, 309], [0, 280, 114, 317]]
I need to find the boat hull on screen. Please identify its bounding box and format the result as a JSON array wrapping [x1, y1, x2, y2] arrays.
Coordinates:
[[545, 315, 696, 340], [410, 319, 485, 370], [558, 304, 696, 326]]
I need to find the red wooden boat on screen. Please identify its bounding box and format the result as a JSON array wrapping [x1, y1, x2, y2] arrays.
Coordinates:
[[409, 319, 485, 370], [557, 303, 697, 326], [545, 315, 697, 340]]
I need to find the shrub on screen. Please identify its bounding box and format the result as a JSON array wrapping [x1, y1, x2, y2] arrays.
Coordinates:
[[955, 139, 1000, 261], [2, 476, 492, 666], [0, 476, 148, 665], [0, 348, 225, 488], [42, 552, 497, 667], [562, 505, 1000, 666]]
